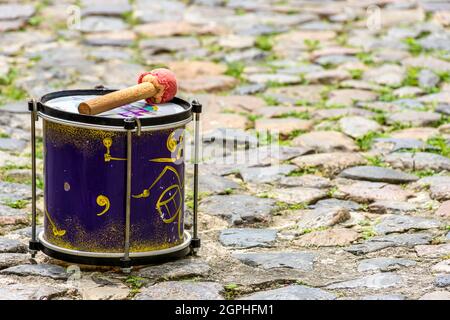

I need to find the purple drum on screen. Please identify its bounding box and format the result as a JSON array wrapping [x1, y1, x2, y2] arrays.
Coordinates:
[[30, 89, 198, 266]]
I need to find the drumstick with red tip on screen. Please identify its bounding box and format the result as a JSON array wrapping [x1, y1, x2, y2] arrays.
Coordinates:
[[78, 68, 178, 116]]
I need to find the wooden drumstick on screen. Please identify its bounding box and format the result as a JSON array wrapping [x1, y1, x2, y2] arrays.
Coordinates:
[[78, 68, 178, 116]]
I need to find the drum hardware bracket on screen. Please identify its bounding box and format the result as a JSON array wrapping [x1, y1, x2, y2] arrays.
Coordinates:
[[28, 99, 40, 258], [190, 99, 202, 254], [121, 117, 136, 273], [94, 85, 109, 90]]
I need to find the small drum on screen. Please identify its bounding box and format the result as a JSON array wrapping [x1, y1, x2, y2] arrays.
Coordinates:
[[28, 89, 201, 267]]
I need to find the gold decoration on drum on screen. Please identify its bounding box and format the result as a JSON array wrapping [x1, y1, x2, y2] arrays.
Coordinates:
[[103, 137, 126, 162], [132, 165, 183, 238], [45, 208, 66, 237], [96, 195, 111, 216], [150, 131, 184, 163]]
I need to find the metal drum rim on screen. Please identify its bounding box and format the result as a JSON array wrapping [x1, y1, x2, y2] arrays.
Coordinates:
[[38, 89, 193, 129], [38, 230, 192, 258], [39, 112, 192, 131]]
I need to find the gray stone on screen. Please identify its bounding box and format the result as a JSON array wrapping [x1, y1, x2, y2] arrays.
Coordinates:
[[432, 260, 450, 273], [357, 258, 416, 272], [232, 251, 316, 271], [327, 273, 404, 289], [0, 101, 29, 114], [10, 226, 43, 238], [201, 195, 277, 225], [361, 294, 406, 300], [0, 238, 26, 253], [270, 187, 328, 205], [339, 166, 418, 184], [316, 55, 358, 66], [338, 181, 411, 203], [393, 86, 424, 98], [240, 285, 336, 300], [312, 199, 361, 211], [327, 89, 378, 107], [419, 92, 450, 104], [0, 19, 25, 32], [0, 204, 27, 218], [79, 16, 127, 33], [418, 176, 450, 191], [233, 83, 266, 95], [270, 146, 315, 161], [374, 215, 442, 235], [403, 56, 450, 73], [0, 282, 66, 300], [0, 181, 33, 203], [346, 233, 432, 255], [435, 275, 450, 288], [374, 233, 433, 246], [135, 0, 186, 23], [0, 138, 27, 152], [219, 228, 277, 248], [224, 48, 267, 63], [140, 37, 200, 53], [418, 33, 450, 52], [297, 207, 351, 232], [4, 169, 37, 184], [84, 31, 136, 47], [88, 47, 133, 61], [81, 0, 132, 16], [314, 107, 374, 120], [0, 4, 35, 20], [387, 111, 441, 127], [199, 174, 241, 195], [245, 73, 301, 85], [364, 64, 405, 87], [278, 64, 324, 76], [218, 34, 254, 49], [239, 165, 297, 184], [391, 98, 425, 110], [415, 244, 450, 258], [368, 200, 418, 214], [137, 258, 211, 280], [0, 253, 30, 269], [419, 291, 450, 300], [238, 25, 288, 37], [0, 264, 68, 280], [293, 131, 357, 153], [203, 128, 258, 149], [304, 69, 351, 84], [372, 138, 436, 153], [384, 152, 450, 172], [418, 69, 440, 88], [134, 281, 223, 300], [346, 242, 393, 255], [266, 84, 325, 105], [339, 116, 381, 139], [279, 175, 331, 189], [436, 103, 450, 116]]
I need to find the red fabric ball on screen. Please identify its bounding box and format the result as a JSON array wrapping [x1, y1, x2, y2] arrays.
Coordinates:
[[138, 68, 177, 104]]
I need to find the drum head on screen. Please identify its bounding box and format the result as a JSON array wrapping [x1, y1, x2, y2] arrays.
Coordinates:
[[38, 89, 192, 129]]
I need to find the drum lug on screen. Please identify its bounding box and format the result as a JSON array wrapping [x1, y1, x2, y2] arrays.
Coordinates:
[[121, 118, 136, 270], [28, 99, 40, 258], [190, 100, 202, 255], [120, 258, 132, 274], [94, 85, 109, 90]]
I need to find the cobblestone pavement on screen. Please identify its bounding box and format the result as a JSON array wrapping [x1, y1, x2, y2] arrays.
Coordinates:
[[0, 0, 450, 300]]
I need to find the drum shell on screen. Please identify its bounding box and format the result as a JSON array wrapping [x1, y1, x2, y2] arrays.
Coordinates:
[[42, 119, 186, 253]]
